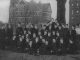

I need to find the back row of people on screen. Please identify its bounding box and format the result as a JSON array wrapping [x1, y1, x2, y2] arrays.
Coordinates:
[[0, 21, 78, 55]]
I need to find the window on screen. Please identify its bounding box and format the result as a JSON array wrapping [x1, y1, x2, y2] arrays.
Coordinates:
[[76, 10, 79, 13], [77, 3, 79, 6]]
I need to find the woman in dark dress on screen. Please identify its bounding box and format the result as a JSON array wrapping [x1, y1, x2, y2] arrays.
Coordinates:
[[69, 26, 77, 53], [56, 31, 61, 55], [51, 31, 57, 54]]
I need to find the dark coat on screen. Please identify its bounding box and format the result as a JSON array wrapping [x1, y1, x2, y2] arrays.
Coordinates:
[[16, 27, 23, 36]]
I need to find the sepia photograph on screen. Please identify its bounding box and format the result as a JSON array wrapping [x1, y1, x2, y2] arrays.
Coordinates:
[[0, 0, 80, 60]]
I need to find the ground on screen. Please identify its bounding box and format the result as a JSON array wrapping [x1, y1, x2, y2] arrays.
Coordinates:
[[0, 50, 80, 60]]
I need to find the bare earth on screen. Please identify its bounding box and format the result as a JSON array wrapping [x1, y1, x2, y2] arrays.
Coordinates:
[[0, 50, 80, 60]]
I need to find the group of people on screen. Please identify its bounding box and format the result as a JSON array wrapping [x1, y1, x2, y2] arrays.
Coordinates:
[[0, 21, 79, 55]]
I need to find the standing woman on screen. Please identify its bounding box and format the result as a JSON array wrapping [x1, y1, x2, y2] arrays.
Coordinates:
[[75, 24, 80, 50], [51, 31, 57, 54], [56, 31, 61, 55], [6, 24, 13, 48], [1, 25, 6, 49], [70, 26, 77, 53]]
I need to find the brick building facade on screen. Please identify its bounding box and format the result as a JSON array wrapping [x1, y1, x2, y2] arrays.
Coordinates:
[[9, 0, 52, 27], [69, 0, 80, 27]]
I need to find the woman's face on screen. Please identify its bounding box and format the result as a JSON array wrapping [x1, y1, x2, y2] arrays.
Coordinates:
[[42, 39, 45, 43], [56, 32, 59, 36], [48, 32, 51, 36], [33, 33, 36, 38], [53, 39, 56, 43], [35, 25, 38, 29], [35, 37, 39, 43], [52, 31, 55, 35], [18, 24, 20, 27], [72, 26, 74, 30], [40, 36, 42, 39], [24, 30, 26, 34], [38, 31, 41, 35], [49, 26, 52, 30], [44, 31, 47, 35], [54, 25, 57, 28], [26, 34, 28, 38], [26, 25, 28, 28], [26, 38, 29, 42], [59, 26, 61, 30]]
